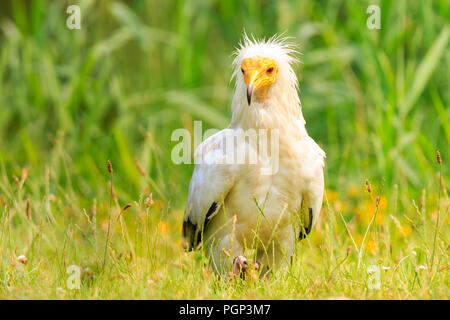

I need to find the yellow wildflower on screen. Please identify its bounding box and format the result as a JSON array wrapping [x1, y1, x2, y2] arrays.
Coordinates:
[[346, 185, 360, 198], [325, 189, 339, 202], [157, 221, 167, 233], [397, 225, 412, 238]]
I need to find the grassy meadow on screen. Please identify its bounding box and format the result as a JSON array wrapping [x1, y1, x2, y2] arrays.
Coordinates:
[[0, 0, 449, 299]]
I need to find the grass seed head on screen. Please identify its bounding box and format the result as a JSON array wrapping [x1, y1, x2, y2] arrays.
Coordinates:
[[26, 199, 31, 221], [107, 160, 113, 173], [436, 151, 441, 164], [145, 193, 153, 207], [122, 203, 132, 211], [365, 179, 372, 193], [134, 157, 147, 176]]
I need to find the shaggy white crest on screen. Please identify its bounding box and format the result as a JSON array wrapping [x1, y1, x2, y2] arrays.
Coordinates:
[[231, 33, 300, 87]]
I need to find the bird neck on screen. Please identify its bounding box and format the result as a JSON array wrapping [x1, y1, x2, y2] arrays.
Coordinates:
[[230, 83, 308, 139]]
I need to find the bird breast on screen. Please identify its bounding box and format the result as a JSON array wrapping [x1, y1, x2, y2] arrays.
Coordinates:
[[223, 131, 319, 243]]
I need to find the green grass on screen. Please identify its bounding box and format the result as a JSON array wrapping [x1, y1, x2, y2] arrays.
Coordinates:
[[0, 0, 449, 299]]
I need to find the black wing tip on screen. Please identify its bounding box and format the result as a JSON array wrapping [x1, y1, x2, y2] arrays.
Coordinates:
[[182, 219, 197, 251], [299, 208, 313, 240], [206, 202, 218, 220], [182, 202, 219, 251]]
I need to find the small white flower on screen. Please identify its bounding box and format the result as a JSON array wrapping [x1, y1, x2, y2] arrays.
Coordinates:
[[415, 265, 427, 273], [411, 251, 417, 257], [382, 266, 391, 270], [83, 267, 93, 274], [17, 255, 28, 264]]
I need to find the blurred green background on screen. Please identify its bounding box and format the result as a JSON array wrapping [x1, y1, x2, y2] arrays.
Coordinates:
[[0, 0, 448, 209]]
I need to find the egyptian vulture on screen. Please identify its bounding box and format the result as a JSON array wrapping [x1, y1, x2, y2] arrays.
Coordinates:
[[183, 35, 325, 278]]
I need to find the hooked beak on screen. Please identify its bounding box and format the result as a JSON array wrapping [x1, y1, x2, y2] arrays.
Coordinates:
[[247, 84, 254, 105]]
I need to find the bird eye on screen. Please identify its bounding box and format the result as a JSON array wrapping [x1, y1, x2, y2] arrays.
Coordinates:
[[241, 68, 245, 74], [266, 67, 274, 74]]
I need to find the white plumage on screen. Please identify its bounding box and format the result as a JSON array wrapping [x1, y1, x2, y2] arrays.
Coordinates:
[[183, 35, 325, 277]]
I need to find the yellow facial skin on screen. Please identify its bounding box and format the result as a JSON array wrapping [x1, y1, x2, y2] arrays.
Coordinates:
[[241, 57, 278, 105]]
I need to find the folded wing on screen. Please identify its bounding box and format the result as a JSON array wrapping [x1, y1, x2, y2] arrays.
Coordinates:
[[183, 129, 238, 250]]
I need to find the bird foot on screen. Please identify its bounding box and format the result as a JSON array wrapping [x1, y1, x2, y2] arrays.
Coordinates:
[[229, 256, 263, 280], [232, 255, 248, 279]]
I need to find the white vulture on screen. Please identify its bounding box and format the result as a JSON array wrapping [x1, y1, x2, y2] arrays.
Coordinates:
[[183, 35, 325, 278]]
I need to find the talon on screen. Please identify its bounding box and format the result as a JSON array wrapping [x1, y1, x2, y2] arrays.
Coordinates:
[[232, 255, 248, 279]]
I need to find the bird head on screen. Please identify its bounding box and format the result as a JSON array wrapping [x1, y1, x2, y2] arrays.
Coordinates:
[[232, 34, 299, 107]]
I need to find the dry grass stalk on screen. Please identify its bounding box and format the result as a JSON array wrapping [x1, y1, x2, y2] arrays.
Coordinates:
[[103, 160, 114, 275], [358, 190, 381, 269], [145, 193, 153, 207], [21, 168, 28, 185], [91, 199, 97, 238], [26, 199, 31, 221], [431, 150, 443, 271], [109, 182, 118, 204]]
